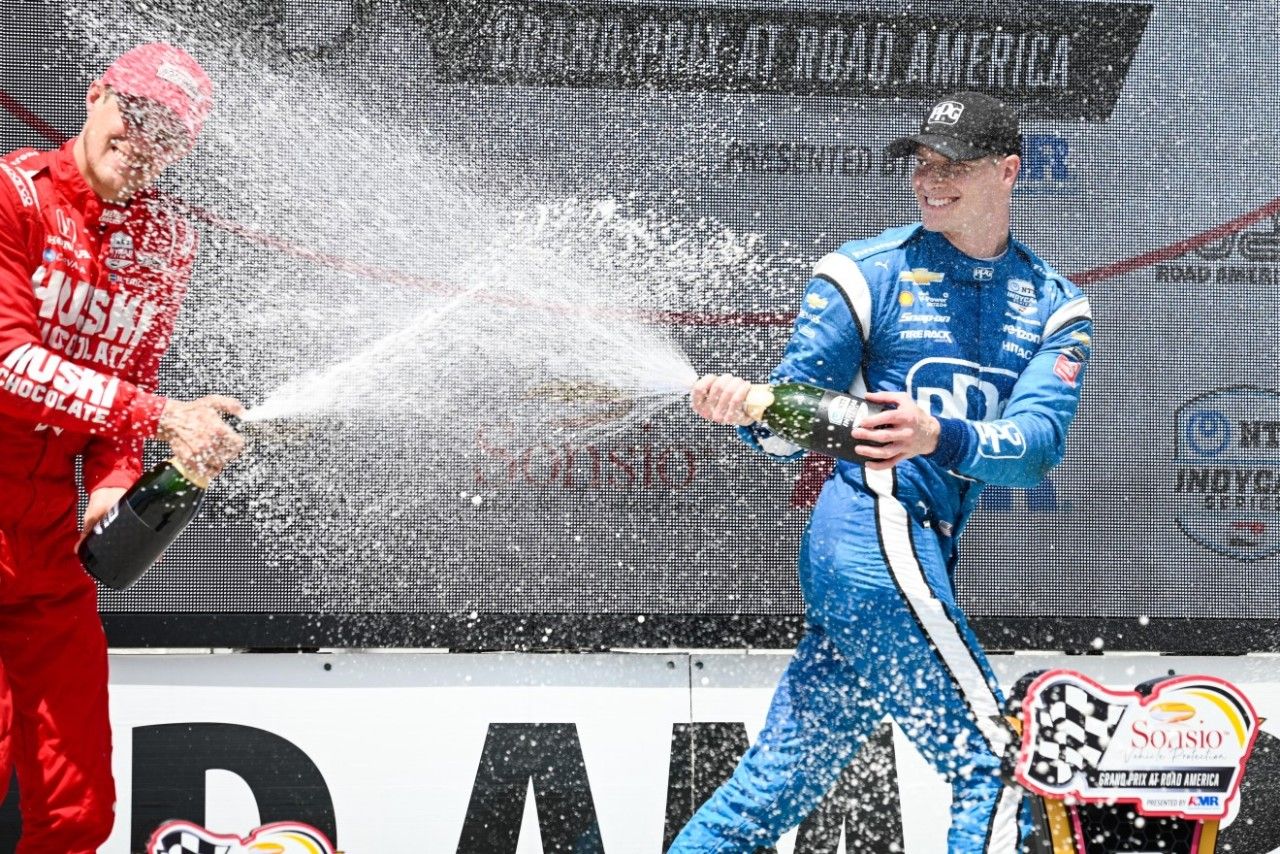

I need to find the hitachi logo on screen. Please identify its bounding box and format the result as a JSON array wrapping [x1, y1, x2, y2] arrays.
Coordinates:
[[31, 266, 158, 346]]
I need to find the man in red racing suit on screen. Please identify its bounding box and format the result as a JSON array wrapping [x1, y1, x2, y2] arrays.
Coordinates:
[[0, 43, 244, 852]]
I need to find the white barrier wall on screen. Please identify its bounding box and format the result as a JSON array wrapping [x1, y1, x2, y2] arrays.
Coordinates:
[[85, 651, 1280, 853]]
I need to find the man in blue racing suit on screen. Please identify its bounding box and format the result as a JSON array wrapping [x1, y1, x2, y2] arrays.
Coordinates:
[[675, 91, 1092, 852]]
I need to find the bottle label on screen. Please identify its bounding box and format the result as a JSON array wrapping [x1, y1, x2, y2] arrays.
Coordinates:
[[825, 395, 866, 428], [95, 502, 120, 535]]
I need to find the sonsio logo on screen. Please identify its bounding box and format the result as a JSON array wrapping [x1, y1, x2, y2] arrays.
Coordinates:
[[1013, 670, 1260, 823], [147, 820, 337, 854], [1149, 701, 1196, 724], [1130, 717, 1225, 750], [1173, 386, 1280, 561], [475, 420, 698, 491]]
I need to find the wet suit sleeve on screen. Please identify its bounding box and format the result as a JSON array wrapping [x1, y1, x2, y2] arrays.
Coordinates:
[[737, 259, 865, 462], [81, 221, 196, 493], [926, 295, 1092, 487]]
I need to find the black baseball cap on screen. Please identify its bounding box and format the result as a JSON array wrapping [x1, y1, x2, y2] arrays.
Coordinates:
[[885, 92, 1021, 161]]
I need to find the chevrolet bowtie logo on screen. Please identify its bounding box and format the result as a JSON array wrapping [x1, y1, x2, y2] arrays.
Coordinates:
[[899, 268, 945, 285]]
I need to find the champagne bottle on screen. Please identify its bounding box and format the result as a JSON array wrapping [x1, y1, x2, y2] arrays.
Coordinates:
[[742, 381, 884, 463], [78, 458, 208, 591]]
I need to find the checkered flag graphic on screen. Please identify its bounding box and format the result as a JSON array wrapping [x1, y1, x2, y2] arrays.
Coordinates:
[[1025, 679, 1125, 788], [153, 828, 233, 854]]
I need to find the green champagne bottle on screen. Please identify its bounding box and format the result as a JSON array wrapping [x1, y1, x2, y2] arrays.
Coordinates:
[[742, 381, 884, 463], [78, 458, 208, 590]]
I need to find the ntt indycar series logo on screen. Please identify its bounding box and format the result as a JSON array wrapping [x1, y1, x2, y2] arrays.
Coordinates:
[[1174, 386, 1280, 561]]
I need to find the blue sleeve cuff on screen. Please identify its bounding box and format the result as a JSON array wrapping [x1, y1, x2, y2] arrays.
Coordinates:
[[926, 417, 971, 470]]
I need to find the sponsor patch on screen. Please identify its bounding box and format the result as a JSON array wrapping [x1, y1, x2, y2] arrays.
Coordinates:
[[975, 419, 1026, 458], [902, 311, 950, 324], [105, 231, 135, 270], [156, 61, 203, 100], [1007, 277, 1037, 306], [0, 161, 34, 207], [900, 328, 953, 342], [1053, 354, 1081, 386], [899, 267, 945, 285]]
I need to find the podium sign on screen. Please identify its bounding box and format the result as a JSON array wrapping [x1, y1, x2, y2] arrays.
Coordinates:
[[1010, 670, 1261, 852]]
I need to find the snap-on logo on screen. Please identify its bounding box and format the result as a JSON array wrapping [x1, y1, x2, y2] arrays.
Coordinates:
[[928, 101, 964, 126]]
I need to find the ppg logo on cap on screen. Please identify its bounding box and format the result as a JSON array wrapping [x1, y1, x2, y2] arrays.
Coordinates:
[[928, 101, 965, 126]]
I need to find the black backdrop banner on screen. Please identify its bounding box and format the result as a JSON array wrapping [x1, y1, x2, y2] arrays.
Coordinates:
[[2, 0, 1279, 652]]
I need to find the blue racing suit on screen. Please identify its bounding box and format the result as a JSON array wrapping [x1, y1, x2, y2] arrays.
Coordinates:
[[671, 224, 1092, 853]]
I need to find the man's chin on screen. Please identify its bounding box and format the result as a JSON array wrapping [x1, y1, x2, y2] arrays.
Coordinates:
[[101, 173, 148, 201]]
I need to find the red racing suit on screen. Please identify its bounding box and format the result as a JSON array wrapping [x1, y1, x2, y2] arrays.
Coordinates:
[[0, 139, 195, 852]]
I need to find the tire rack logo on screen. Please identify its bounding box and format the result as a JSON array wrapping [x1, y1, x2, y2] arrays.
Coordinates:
[[148, 820, 337, 854], [1174, 386, 1280, 561], [1013, 669, 1260, 824]]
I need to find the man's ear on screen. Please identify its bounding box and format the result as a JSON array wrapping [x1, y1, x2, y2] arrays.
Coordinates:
[[1003, 154, 1022, 184], [85, 80, 108, 112]]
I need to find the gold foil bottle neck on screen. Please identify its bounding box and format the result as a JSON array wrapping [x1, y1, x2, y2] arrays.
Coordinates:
[[168, 457, 210, 490], [743, 384, 775, 422]]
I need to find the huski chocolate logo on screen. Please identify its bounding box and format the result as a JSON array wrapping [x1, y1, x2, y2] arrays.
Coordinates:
[[1174, 386, 1280, 561], [411, 0, 1152, 119]]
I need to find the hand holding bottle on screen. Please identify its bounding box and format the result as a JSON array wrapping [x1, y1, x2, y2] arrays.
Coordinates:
[[79, 486, 127, 547], [156, 395, 246, 481], [851, 391, 941, 469], [689, 374, 756, 426]]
